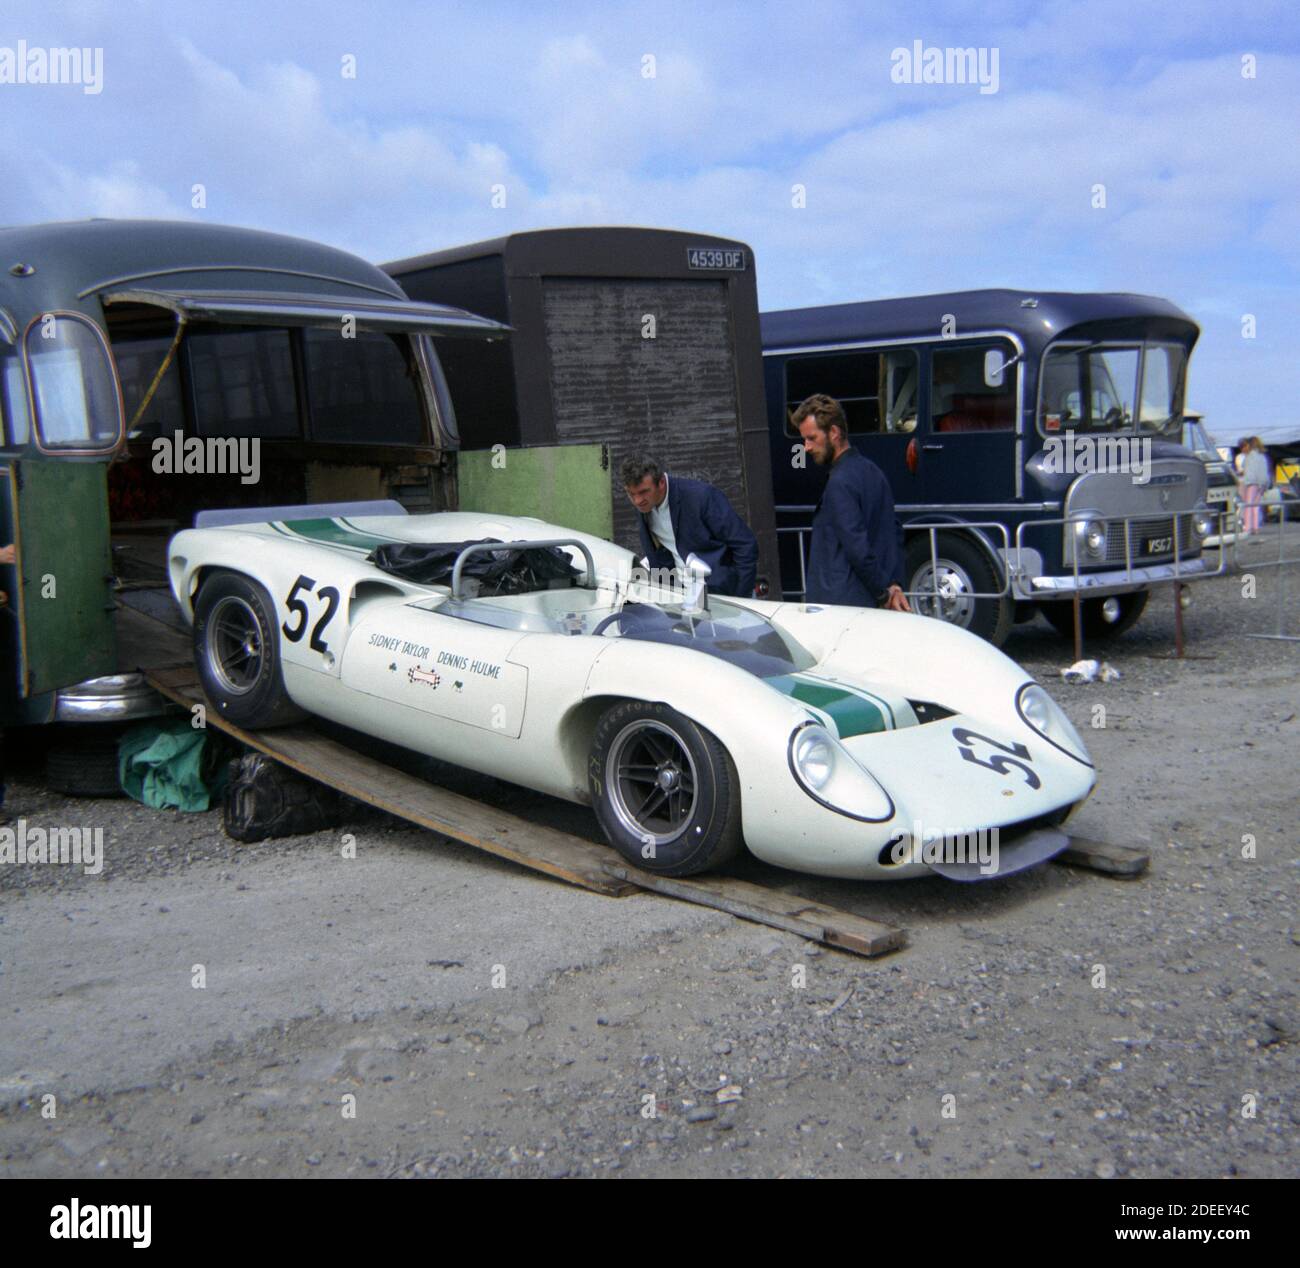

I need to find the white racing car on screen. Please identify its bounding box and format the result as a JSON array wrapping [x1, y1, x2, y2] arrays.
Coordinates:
[[168, 503, 1096, 881]]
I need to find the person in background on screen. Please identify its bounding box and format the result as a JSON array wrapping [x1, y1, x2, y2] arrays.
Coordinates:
[[620, 456, 759, 598], [791, 394, 910, 611], [1240, 438, 1270, 536]]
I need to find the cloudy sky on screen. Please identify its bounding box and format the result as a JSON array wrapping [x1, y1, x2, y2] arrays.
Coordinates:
[[2, 0, 1297, 439]]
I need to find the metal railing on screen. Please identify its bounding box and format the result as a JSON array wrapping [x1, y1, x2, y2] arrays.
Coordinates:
[[1238, 513, 1300, 643], [1013, 509, 1228, 659], [777, 508, 1230, 658], [1012, 510, 1228, 589]]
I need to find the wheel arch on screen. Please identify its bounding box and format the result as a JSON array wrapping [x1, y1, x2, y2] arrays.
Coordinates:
[[577, 643, 810, 797], [903, 518, 1008, 582], [556, 692, 668, 779]]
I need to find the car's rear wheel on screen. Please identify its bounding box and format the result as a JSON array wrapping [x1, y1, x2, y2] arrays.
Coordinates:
[[193, 571, 304, 729], [1040, 590, 1149, 641], [589, 701, 743, 876]]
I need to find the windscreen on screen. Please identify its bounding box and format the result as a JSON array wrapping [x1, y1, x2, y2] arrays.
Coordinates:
[[1040, 340, 1186, 438], [607, 597, 815, 678]]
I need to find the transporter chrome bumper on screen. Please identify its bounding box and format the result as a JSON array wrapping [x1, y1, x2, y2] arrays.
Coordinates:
[[54, 672, 167, 722], [1022, 555, 1214, 598]]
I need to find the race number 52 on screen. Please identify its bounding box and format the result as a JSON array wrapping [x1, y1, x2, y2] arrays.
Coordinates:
[[282, 575, 340, 654], [952, 727, 1041, 789]]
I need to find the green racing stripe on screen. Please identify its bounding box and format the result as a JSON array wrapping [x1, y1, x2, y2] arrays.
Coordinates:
[[274, 517, 401, 552], [766, 673, 890, 738]]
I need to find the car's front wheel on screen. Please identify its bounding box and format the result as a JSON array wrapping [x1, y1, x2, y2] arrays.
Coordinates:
[[589, 701, 743, 876], [193, 571, 305, 729]]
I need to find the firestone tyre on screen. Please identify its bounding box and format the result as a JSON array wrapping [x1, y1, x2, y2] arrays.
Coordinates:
[[589, 700, 744, 877], [193, 571, 305, 729]]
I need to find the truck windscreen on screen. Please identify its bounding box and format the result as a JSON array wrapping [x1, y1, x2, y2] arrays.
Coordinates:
[[1039, 341, 1185, 438]]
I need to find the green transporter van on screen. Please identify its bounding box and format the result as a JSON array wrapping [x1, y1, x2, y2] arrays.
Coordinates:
[[0, 218, 503, 790]]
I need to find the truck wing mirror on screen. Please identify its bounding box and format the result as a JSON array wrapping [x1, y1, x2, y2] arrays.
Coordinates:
[[984, 348, 1023, 388]]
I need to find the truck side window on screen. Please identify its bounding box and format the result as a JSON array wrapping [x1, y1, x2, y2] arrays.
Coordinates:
[[930, 344, 1015, 433], [2, 354, 30, 446], [785, 349, 918, 435], [303, 329, 424, 444], [114, 336, 187, 438], [189, 328, 299, 439]]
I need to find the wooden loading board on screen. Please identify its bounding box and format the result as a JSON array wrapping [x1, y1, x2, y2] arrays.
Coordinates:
[[145, 664, 1146, 961], [145, 666, 907, 958]]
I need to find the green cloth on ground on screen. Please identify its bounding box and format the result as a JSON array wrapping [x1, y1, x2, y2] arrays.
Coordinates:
[[119, 722, 233, 812]]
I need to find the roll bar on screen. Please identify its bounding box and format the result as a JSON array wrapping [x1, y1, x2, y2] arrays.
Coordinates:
[[450, 538, 597, 599]]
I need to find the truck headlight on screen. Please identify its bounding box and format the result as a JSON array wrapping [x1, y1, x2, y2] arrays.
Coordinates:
[[1083, 519, 1107, 556], [788, 723, 894, 822], [1192, 512, 1213, 539], [1016, 683, 1093, 767]]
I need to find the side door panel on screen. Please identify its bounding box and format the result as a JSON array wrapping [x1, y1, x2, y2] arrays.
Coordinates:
[[7, 460, 116, 696], [341, 606, 529, 740], [919, 342, 1018, 508]]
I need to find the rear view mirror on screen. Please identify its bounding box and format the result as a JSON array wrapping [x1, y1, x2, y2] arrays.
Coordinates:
[[683, 553, 712, 616], [984, 349, 1005, 388]]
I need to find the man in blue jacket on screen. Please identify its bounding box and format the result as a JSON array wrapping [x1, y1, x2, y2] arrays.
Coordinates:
[[792, 395, 911, 611], [621, 456, 758, 598]]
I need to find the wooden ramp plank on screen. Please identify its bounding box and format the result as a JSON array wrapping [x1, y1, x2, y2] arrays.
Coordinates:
[[1055, 836, 1150, 878], [145, 662, 909, 956], [146, 666, 635, 896], [115, 602, 193, 674], [603, 864, 907, 958]]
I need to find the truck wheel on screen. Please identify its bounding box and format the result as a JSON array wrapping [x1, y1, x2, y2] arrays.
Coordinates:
[[905, 534, 1013, 646], [1040, 591, 1149, 641], [193, 572, 305, 729], [589, 701, 744, 877]]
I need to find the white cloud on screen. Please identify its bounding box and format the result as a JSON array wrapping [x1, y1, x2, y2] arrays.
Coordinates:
[[0, 2, 1295, 430]]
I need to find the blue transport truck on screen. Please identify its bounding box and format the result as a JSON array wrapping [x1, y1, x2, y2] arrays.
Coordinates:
[[761, 289, 1219, 645]]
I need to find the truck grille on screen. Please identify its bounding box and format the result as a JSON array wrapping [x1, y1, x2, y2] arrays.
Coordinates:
[[1103, 514, 1195, 564]]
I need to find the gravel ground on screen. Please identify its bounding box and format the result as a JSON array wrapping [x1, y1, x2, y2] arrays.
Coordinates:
[[0, 529, 1296, 1178]]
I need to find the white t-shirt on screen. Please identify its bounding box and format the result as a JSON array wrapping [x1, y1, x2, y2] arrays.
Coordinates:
[[648, 477, 686, 572]]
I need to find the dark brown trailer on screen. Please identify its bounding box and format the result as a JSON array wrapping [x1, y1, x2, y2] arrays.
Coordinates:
[[383, 227, 779, 589]]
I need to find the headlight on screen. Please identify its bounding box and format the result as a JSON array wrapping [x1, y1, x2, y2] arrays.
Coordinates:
[[1015, 683, 1093, 767], [788, 723, 895, 821], [1083, 519, 1107, 555], [1192, 512, 1213, 539], [791, 726, 835, 790]]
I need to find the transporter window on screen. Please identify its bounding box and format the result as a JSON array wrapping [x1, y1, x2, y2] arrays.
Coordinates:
[[785, 349, 918, 435], [930, 344, 1015, 433]]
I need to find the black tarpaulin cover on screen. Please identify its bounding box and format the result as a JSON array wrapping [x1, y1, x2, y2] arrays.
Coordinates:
[[366, 538, 581, 593]]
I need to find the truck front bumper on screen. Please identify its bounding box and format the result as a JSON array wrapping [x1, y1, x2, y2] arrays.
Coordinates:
[[1020, 555, 1216, 599], [54, 672, 168, 723]]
